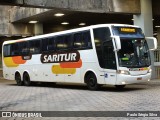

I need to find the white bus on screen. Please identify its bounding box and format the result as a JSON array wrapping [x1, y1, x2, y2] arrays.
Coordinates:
[[2, 24, 157, 90]]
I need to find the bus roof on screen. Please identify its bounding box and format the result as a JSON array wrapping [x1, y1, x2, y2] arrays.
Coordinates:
[[3, 24, 140, 45]]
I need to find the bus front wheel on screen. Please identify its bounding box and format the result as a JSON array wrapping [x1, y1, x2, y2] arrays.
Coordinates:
[[86, 73, 99, 90], [23, 73, 31, 86], [15, 73, 23, 86]]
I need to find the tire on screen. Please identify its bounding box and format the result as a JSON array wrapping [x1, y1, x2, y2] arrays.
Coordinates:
[[23, 73, 31, 86], [115, 85, 125, 90], [15, 73, 23, 86], [86, 73, 100, 90]]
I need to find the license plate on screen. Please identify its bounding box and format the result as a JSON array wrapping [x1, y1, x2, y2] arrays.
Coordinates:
[[137, 77, 142, 80]]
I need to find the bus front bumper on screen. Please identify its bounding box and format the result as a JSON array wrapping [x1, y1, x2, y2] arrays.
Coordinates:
[[115, 73, 151, 85]]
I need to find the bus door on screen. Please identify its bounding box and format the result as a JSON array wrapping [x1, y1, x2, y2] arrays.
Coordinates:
[[93, 27, 117, 85], [102, 40, 117, 85]]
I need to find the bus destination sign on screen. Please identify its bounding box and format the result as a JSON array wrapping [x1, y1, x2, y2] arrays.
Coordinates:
[[120, 27, 136, 33]]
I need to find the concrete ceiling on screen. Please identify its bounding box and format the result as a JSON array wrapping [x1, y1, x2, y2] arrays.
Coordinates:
[[12, 9, 160, 34], [14, 10, 133, 25]]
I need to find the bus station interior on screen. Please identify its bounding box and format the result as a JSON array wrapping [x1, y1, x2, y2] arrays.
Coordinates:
[[0, 0, 160, 78]]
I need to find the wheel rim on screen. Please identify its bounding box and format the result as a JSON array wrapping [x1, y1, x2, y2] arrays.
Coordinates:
[[24, 74, 30, 85], [89, 77, 95, 87], [16, 75, 21, 85]]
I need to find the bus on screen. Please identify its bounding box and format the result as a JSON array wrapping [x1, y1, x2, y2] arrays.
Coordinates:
[[2, 24, 157, 90]]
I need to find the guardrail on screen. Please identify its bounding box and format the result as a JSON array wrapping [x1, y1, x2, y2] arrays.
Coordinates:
[[154, 49, 160, 62], [154, 49, 160, 79]]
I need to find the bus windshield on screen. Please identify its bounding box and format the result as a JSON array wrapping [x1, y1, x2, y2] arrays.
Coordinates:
[[117, 39, 151, 68], [112, 26, 150, 68]]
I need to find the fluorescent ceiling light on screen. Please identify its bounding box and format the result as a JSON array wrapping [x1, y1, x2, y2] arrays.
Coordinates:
[[61, 22, 69, 25], [155, 26, 160, 28], [54, 13, 64, 17], [29, 21, 38, 24], [132, 19, 154, 21], [79, 23, 86, 26]]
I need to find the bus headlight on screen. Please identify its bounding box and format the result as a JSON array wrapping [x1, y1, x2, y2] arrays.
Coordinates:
[[147, 68, 152, 73], [117, 70, 130, 75]]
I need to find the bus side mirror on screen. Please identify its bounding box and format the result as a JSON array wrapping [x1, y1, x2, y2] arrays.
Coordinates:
[[145, 37, 157, 50], [112, 36, 121, 50]]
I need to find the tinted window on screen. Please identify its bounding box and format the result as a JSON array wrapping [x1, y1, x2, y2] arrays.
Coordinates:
[[63, 35, 73, 49], [10, 43, 20, 56], [56, 34, 73, 50], [93, 27, 116, 69], [56, 36, 65, 50], [73, 33, 82, 49], [19, 42, 29, 55], [73, 31, 92, 49], [103, 41, 116, 69], [29, 40, 41, 54], [82, 31, 92, 48], [94, 27, 111, 47], [42, 37, 55, 52], [3, 42, 28, 57], [3, 45, 11, 57], [48, 37, 55, 51]]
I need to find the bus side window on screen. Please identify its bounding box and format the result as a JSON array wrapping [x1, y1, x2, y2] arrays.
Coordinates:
[[73, 32, 82, 49], [63, 34, 73, 50], [10, 43, 20, 56], [82, 31, 92, 49], [42, 37, 55, 52], [93, 27, 115, 69], [29, 40, 41, 54], [19, 42, 29, 55], [73, 31, 92, 50], [47, 37, 55, 51], [42, 38, 48, 52], [103, 41, 116, 69], [3, 45, 11, 57], [56, 36, 65, 50]]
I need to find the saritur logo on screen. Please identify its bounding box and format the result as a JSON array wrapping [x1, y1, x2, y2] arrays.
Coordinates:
[[40, 51, 80, 63]]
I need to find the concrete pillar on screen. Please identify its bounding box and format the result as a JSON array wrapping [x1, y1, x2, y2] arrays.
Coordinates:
[[133, 0, 153, 36], [133, 0, 155, 79], [157, 28, 160, 48], [34, 23, 43, 35]]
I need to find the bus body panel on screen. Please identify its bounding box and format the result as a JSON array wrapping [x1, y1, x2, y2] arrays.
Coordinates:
[[2, 24, 156, 88], [104, 69, 117, 85]]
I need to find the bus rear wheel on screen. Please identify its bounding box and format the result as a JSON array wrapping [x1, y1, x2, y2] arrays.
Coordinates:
[[15, 73, 23, 86], [86, 73, 99, 90], [23, 73, 31, 86]]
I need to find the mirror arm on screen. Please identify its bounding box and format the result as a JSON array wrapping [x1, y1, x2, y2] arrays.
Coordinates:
[[111, 36, 121, 50]]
